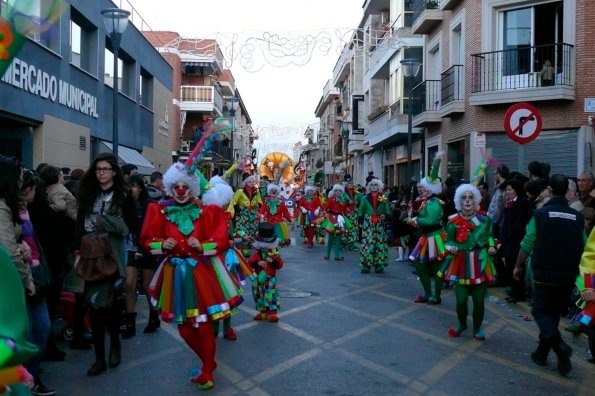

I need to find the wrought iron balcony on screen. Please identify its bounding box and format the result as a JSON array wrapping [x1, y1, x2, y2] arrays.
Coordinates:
[[411, 0, 443, 35], [411, 79, 442, 126], [440, 64, 464, 116], [470, 43, 575, 105]]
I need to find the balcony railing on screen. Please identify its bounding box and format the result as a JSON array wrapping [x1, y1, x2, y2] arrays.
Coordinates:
[[411, 80, 441, 117], [441, 64, 463, 105], [412, 0, 439, 24], [180, 85, 223, 113], [471, 43, 574, 93]]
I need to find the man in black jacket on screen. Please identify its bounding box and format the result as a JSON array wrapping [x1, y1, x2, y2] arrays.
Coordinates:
[[514, 174, 584, 376]]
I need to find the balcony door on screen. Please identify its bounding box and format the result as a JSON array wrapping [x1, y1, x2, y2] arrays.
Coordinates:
[[500, 1, 562, 88]]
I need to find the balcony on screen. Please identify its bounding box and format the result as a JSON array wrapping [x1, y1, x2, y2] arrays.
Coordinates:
[[440, 65, 465, 117], [411, 0, 443, 35], [470, 43, 575, 106], [439, 0, 463, 11], [180, 85, 223, 114], [348, 135, 364, 153], [412, 80, 442, 127]]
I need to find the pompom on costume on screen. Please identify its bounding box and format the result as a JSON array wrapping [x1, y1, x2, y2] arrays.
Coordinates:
[[140, 153, 243, 390], [358, 179, 391, 273], [296, 185, 321, 248], [258, 183, 292, 246], [247, 223, 284, 322], [408, 152, 447, 304], [437, 184, 497, 340]]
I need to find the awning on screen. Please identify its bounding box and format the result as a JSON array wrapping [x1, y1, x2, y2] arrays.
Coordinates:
[[101, 142, 155, 175]]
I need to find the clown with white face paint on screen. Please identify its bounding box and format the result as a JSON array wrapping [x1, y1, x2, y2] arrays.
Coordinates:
[[296, 185, 321, 248], [407, 153, 447, 305], [438, 184, 497, 341], [342, 174, 362, 250], [258, 183, 293, 246], [140, 162, 243, 391], [357, 178, 391, 273], [227, 175, 262, 254], [320, 184, 351, 260]]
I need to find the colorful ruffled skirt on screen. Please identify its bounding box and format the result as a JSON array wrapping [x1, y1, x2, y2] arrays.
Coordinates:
[[149, 255, 244, 326], [317, 213, 352, 234], [408, 230, 447, 263], [438, 249, 496, 285], [273, 222, 291, 246]]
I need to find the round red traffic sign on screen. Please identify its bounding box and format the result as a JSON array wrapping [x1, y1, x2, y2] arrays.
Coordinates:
[[503, 103, 542, 144]]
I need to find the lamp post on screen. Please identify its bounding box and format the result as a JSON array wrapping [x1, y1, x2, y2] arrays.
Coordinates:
[[224, 96, 239, 186], [400, 58, 421, 188], [101, 8, 130, 160]]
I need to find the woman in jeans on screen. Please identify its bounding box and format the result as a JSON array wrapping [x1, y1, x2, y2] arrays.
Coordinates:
[[0, 156, 55, 395], [74, 153, 137, 376]]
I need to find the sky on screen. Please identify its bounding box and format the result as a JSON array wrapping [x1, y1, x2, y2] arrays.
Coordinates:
[[126, 0, 364, 156]]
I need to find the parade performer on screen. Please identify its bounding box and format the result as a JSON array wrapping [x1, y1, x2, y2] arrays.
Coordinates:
[[578, 229, 595, 363], [320, 184, 351, 261], [258, 183, 292, 246], [227, 175, 262, 255], [315, 183, 327, 245], [296, 185, 321, 248], [407, 154, 447, 304], [358, 178, 391, 273], [342, 175, 361, 250], [438, 184, 497, 340], [247, 223, 284, 322], [258, 178, 269, 200], [140, 161, 243, 391]]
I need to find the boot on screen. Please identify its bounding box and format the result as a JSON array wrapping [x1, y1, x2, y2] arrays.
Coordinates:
[[530, 335, 550, 366], [552, 336, 573, 376], [396, 247, 404, 261], [143, 309, 160, 333], [122, 312, 136, 339]]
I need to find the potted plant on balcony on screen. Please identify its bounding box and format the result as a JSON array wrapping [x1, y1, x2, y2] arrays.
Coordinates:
[[426, 0, 439, 9]]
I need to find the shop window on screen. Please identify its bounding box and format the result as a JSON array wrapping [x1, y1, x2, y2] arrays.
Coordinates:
[[447, 137, 469, 182]]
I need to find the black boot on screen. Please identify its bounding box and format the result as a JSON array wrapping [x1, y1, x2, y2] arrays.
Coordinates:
[[530, 335, 550, 366], [143, 309, 160, 333], [551, 335, 573, 376], [121, 312, 136, 339]]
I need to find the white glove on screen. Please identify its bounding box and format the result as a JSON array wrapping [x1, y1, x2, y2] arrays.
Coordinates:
[[337, 215, 345, 228], [314, 208, 320, 215], [301, 207, 307, 214]]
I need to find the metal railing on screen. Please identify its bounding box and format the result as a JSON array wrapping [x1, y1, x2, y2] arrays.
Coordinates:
[[180, 85, 223, 110], [471, 43, 574, 93], [411, 0, 439, 26], [441, 64, 463, 105], [411, 80, 441, 117]]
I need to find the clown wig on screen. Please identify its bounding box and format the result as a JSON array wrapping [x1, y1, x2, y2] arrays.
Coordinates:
[[267, 183, 282, 195], [163, 163, 201, 198], [366, 178, 384, 193], [202, 175, 234, 208], [241, 175, 257, 188], [453, 184, 482, 212], [304, 185, 315, 194]]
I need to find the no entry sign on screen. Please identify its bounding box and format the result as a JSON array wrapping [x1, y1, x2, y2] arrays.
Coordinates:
[[503, 103, 542, 144]]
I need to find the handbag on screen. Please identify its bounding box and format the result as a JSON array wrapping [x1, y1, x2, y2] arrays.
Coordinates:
[[75, 232, 118, 282]]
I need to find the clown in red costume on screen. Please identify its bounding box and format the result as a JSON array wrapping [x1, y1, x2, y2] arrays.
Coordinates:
[[296, 185, 321, 248], [140, 163, 243, 391], [258, 183, 292, 246]]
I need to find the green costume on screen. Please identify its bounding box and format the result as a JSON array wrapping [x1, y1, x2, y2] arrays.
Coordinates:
[[357, 193, 391, 272], [0, 245, 38, 395]]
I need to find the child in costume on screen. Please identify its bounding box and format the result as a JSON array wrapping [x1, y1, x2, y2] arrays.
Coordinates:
[[358, 178, 391, 273], [438, 184, 497, 340], [407, 154, 447, 304], [577, 229, 595, 363], [296, 185, 321, 248], [140, 162, 243, 391], [258, 183, 292, 246], [320, 184, 351, 261], [342, 175, 361, 250], [248, 223, 284, 322], [227, 175, 262, 255]]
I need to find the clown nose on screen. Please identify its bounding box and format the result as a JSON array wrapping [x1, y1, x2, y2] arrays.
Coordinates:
[[176, 187, 187, 196]]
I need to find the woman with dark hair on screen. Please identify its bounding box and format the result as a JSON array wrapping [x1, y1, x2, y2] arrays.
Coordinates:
[[74, 153, 137, 376], [500, 177, 532, 302], [121, 174, 160, 338]]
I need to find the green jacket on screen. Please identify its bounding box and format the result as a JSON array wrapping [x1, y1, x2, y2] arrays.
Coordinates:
[[358, 193, 391, 217]]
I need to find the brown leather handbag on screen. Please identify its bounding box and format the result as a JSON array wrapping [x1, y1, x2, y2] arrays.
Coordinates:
[[75, 232, 118, 282]]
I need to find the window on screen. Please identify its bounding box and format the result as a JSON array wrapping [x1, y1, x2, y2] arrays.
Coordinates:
[[104, 45, 135, 97], [18, 0, 61, 53], [139, 68, 153, 109], [70, 8, 97, 75], [104, 48, 122, 90]]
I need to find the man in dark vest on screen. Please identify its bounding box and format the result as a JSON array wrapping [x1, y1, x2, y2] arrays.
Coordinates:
[[514, 174, 585, 376]]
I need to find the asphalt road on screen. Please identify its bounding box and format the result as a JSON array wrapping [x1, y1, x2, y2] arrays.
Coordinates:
[[43, 232, 595, 395]]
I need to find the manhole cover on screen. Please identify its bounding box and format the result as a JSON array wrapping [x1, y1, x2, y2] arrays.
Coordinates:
[[279, 290, 314, 298]]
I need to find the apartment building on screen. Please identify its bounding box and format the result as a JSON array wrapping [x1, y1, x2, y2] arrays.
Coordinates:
[[0, 0, 173, 173], [411, 0, 595, 182]]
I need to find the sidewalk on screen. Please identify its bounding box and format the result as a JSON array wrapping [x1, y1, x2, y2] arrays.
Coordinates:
[[487, 285, 592, 358]]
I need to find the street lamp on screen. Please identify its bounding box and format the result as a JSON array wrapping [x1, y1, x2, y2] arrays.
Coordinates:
[[224, 96, 239, 185], [400, 57, 421, 188], [101, 7, 130, 160]]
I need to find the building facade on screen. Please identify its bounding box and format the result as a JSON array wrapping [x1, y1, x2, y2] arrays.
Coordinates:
[[0, 0, 173, 173]]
